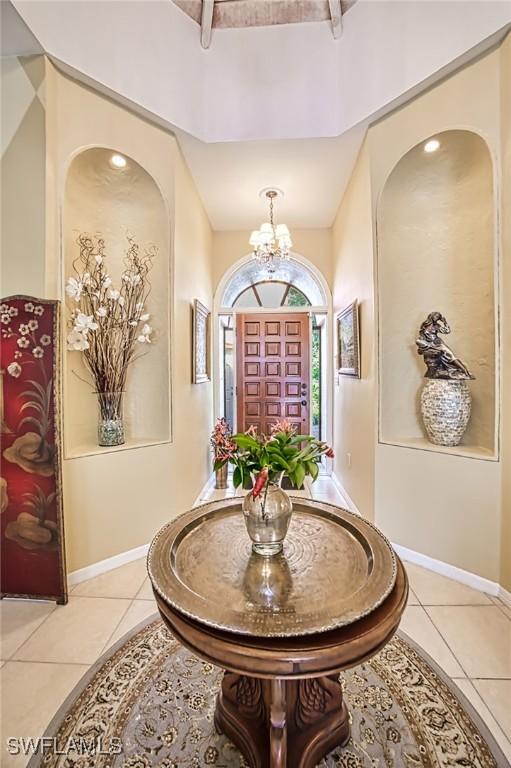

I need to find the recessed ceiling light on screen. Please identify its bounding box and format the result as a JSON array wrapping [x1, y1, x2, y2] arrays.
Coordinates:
[[424, 139, 440, 153], [110, 154, 127, 169]]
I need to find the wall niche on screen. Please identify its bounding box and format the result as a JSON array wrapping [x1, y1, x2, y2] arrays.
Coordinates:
[[377, 130, 497, 458], [63, 147, 171, 457]]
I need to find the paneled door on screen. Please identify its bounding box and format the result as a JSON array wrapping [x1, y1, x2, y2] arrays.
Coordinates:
[[236, 313, 310, 434]]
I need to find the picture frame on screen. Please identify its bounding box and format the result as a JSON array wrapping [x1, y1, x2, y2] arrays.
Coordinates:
[[192, 299, 211, 383], [337, 300, 360, 377]]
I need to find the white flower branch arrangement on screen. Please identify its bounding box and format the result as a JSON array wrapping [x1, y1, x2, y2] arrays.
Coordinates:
[[66, 233, 156, 445]]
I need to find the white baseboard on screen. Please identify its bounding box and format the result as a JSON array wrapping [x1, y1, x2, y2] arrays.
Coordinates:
[[391, 542, 500, 597], [193, 473, 216, 507], [67, 543, 149, 587], [331, 473, 360, 515], [68, 476, 213, 587], [332, 474, 504, 599]]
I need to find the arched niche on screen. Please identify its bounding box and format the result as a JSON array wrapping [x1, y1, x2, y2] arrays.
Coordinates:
[[63, 147, 171, 456], [377, 130, 496, 456]]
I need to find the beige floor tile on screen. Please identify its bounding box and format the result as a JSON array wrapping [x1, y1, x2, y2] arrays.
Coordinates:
[[13, 597, 130, 665], [71, 558, 147, 599], [103, 600, 158, 651], [1, 600, 56, 660], [200, 487, 236, 502], [454, 679, 511, 762], [288, 489, 312, 499], [1, 661, 88, 767], [135, 577, 156, 600], [490, 598, 511, 621], [400, 605, 465, 677], [408, 588, 420, 605], [404, 563, 492, 605], [309, 487, 346, 506], [472, 679, 511, 740], [426, 606, 511, 679]]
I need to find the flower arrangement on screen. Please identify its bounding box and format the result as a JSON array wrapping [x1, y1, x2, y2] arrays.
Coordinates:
[[65, 233, 156, 445], [210, 417, 236, 463], [215, 420, 334, 499]]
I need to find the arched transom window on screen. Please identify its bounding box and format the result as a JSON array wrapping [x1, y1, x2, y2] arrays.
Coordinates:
[[220, 256, 327, 309]]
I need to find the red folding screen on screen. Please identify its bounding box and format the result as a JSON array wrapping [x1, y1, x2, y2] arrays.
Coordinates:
[[1, 296, 67, 603]]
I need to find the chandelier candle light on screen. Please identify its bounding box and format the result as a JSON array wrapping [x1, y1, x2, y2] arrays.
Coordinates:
[[249, 190, 292, 275]]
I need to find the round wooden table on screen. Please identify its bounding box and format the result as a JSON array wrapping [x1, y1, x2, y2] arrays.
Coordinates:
[[148, 498, 408, 768]]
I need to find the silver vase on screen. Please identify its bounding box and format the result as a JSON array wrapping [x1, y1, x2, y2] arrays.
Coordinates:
[[242, 482, 292, 556], [420, 379, 472, 447]]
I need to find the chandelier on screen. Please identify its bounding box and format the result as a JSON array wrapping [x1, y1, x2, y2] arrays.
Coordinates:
[[249, 190, 292, 275]]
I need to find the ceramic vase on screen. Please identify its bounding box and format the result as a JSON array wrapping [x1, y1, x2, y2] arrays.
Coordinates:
[[420, 379, 471, 447]]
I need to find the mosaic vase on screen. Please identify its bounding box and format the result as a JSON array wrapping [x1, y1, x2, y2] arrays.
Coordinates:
[[420, 379, 471, 447], [242, 482, 293, 556], [96, 391, 125, 447]]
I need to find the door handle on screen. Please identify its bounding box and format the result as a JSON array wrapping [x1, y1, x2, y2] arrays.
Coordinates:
[[301, 400, 307, 406]]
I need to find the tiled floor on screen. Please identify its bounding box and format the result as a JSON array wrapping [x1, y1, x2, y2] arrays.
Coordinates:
[[1, 475, 510, 766]]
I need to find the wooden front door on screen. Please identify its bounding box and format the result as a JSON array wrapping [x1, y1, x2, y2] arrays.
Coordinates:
[[236, 313, 310, 434]]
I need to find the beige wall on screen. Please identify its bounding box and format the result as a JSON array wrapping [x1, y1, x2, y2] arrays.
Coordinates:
[[1, 56, 46, 296], [369, 47, 502, 582], [42, 61, 214, 571], [330, 44, 507, 584], [500, 35, 511, 592], [212, 228, 332, 294], [331, 141, 376, 521]]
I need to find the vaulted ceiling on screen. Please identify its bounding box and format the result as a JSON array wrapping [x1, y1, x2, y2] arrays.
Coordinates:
[[6, 1, 511, 229]]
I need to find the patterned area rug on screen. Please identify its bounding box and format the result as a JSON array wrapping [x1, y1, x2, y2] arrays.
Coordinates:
[[31, 617, 508, 768]]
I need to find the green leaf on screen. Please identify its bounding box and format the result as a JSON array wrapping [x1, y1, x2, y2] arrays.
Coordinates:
[[271, 455, 291, 471], [213, 458, 226, 471], [307, 460, 319, 481], [233, 466, 242, 488], [233, 434, 259, 450], [294, 463, 306, 489]]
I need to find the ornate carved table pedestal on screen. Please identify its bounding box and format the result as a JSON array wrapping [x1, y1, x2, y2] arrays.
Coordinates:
[[148, 497, 408, 768]]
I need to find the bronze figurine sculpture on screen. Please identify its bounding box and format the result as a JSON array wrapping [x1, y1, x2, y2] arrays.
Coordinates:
[[416, 312, 474, 380]]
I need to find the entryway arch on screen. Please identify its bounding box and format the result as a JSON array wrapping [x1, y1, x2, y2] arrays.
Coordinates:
[[213, 253, 333, 470]]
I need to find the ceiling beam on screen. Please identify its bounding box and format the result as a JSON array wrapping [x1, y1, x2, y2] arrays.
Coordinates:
[[328, 0, 343, 39], [201, 0, 214, 49]]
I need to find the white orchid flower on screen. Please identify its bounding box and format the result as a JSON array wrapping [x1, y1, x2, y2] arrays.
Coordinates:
[[74, 312, 98, 334], [67, 330, 89, 351], [107, 289, 120, 301], [103, 277, 112, 288], [97, 307, 107, 317], [7, 362, 21, 378], [139, 313, 150, 322], [137, 323, 152, 344], [66, 277, 83, 301], [95, 255, 103, 264]]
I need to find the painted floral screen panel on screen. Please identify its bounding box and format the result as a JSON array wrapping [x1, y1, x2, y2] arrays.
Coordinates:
[[1, 296, 67, 603]]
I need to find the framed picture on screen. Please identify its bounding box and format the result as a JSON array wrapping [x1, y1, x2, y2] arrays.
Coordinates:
[[1, 296, 67, 603], [337, 300, 360, 377], [193, 299, 211, 383]]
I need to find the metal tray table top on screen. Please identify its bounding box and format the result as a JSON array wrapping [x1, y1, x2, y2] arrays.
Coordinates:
[[148, 497, 397, 638]]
